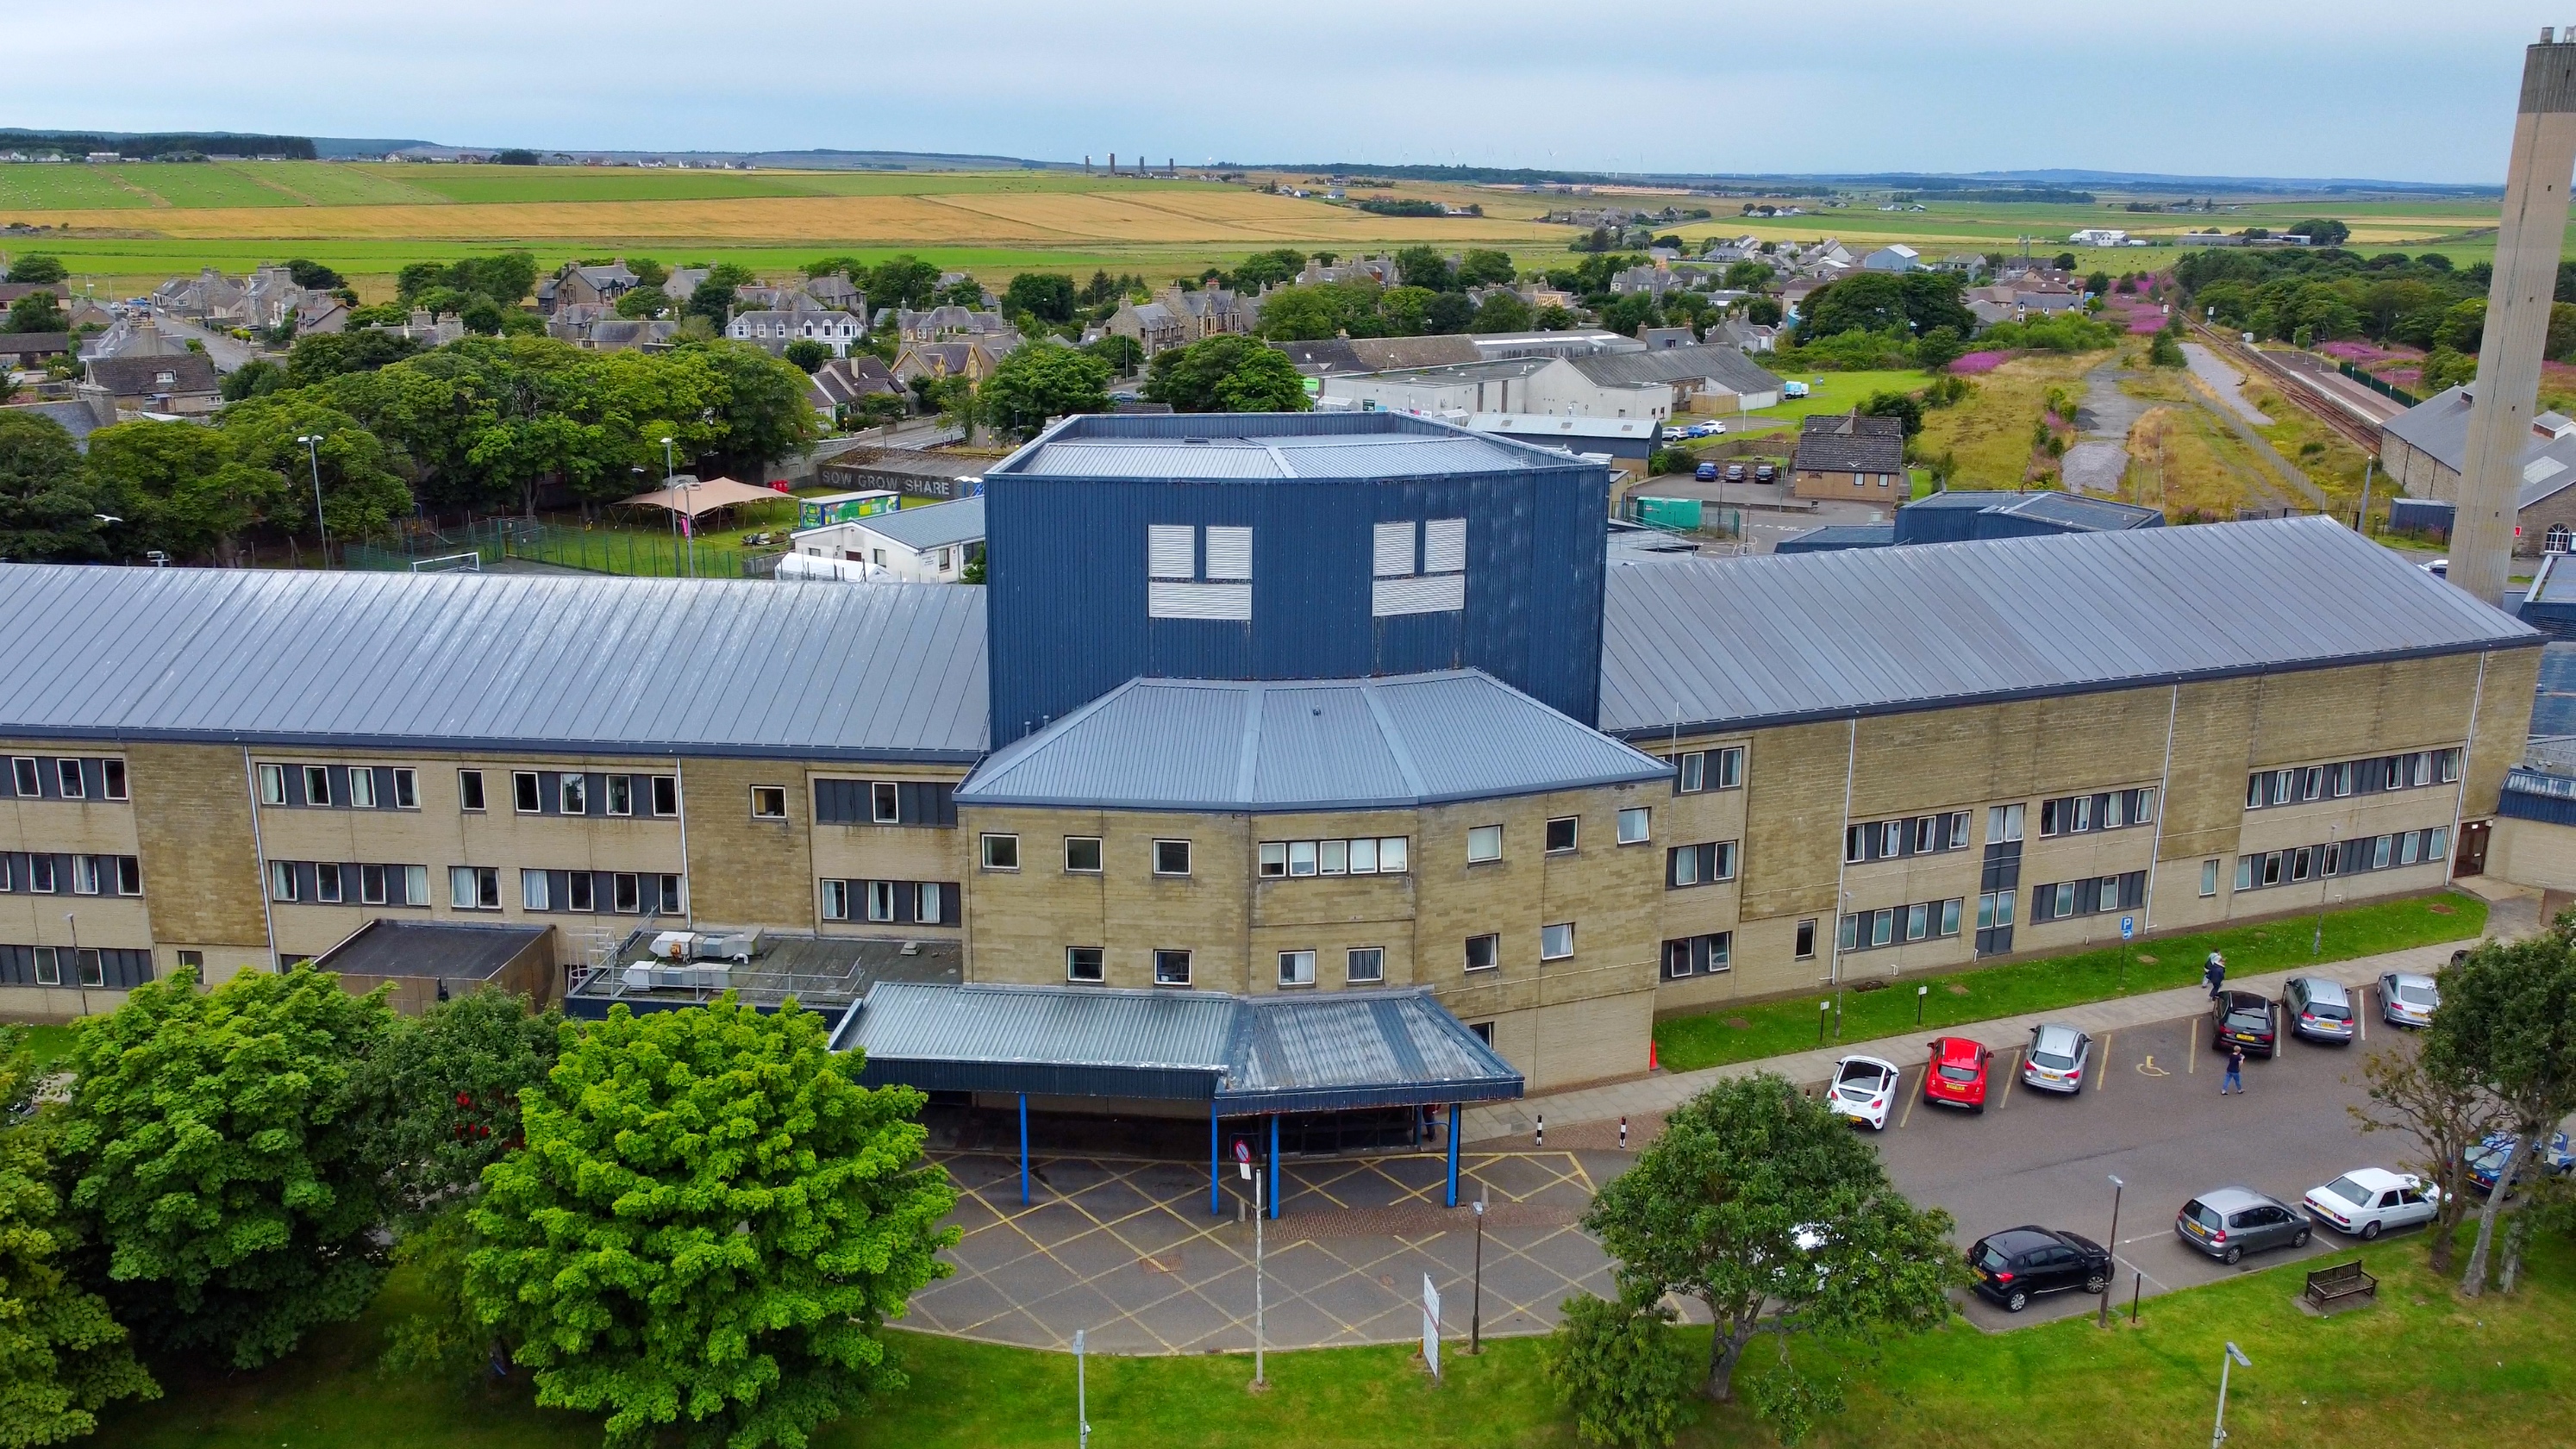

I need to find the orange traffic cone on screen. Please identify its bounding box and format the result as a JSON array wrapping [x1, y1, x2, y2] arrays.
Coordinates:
[[1648, 1039, 1660, 1071]]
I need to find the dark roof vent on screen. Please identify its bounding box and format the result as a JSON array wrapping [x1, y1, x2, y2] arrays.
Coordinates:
[[1183, 436, 1211, 445]]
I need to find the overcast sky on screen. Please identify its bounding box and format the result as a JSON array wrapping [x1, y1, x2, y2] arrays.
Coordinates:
[[9, 3, 2549, 183]]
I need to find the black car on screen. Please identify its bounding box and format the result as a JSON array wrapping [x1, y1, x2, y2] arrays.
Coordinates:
[[2210, 990, 2278, 1059], [1966, 1226, 2113, 1313]]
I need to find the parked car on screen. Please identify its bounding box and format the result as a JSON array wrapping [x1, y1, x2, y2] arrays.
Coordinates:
[[1724, 463, 1748, 483], [2020, 1022, 2091, 1095], [2304, 1168, 2439, 1240], [2465, 1130, 2575, 1196], [2281, 976, 2356, 1045], [1754, 462, 1778, 483], [1828, 1054, 1902, 1131], [2175, 1186, 2310, 1265], [1923, 1036, 1991, 1112], [2379, 971, 2440, 1028], [2420, 559, 2448, 578], [1782, 380, 1810, 398], [1966, 1226, 2112, 1312], [2210, 990, 2279, 1059], [1695, 461, 1719, 481], [1703, 420, 1729, 436]]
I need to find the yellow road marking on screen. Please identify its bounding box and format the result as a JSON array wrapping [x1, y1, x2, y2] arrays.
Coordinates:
[[1993, 1049, 2018, 1109], [2094, 1032, 2112, 1094], [1897, 1066, 1921, 1130], [2188, 1026, 2198, 1075]]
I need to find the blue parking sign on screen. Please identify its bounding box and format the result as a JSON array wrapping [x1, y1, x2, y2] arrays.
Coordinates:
[[2119, 915, 2135, 940]]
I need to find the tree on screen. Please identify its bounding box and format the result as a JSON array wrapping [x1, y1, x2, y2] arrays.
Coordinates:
[[1228, 248, 1308, 291], [1083, 333, 1143, 377], [1911, 325, 1964, 372], [1144, 334, 1300, 412], [83, 420, 283, 565], [218, 395, 412, 542], [4, 256, 66, 284], [0, 411, 111, 561], [1723, 259, 1776, 290], [1860, 390, 1924, 436], [1598, 294, 1659, 338], [2433, 927, 2576, 1296], [4, 294, 67, 335], [684, 279, 736, 328], [1543, 1289, 1700, 1449], [2148, 330, 2186, 368], [863, 256, 941, 311], [2084, 271, 2111, 297], [1582, 1074, 1961, 1426], [466, 999, 958, 1449], [358, 990, 563, 1223], [1002, 273, 1078, 324], [2351, 1046, 2495, 1273], [0, 1028, 159, 1444], [1379, 284, 1437, 335], [1423, 291, 1475, 334], [935, 276, 985, 308], [980, 343, 1112, 439], [1472, 291, 1532, 334], [285, 329, 423, 387], [1743, 297, 1784, 327], [2289, 218, 2352, 247], [2050, 252, 2078, 271], [1212, 346, 1310, 412], [1455, 249, 1516, 289], [1392, 245, 1454, 291], [1254, 285, 1346, 341], [783, 339, 832, 373], [1793, 272, 1973, 345], [284, 259, 343, 289], [613, 284, 670, 320], [53, 965, 400, 1368], [1535, 303, 1577, 331], [693, 340, 820, 472]]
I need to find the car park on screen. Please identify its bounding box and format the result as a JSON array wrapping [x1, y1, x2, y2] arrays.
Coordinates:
[[2465, 1130, 2575, 1196], [2174, 1186, 2310, 1265], [2280, 976, 2356, 1045], [1754, 462, 1778, 483], [1966, 1226, 2112, 1312], [2379, 971, 2439, 1028], [2303, 1168, 2438, 1240], [1828, 1054, 1902, 1130], [2210, 990, 2278, 1058], [1695, 461, 1719, 480], [2020, 1023, 2091, 1095], [1923, 1036, 1991, 1112]]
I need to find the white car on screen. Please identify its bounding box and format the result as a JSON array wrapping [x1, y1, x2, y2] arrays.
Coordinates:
[[2020, 1022, 2092, 1095], [2304, 1168, 2440, 1240], [2379, 971, 2440, 1028], [1829, 1054, 1902, 1130]]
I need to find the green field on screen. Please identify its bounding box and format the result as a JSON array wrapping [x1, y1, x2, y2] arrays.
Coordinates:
[[1653, 891, 2485, 1072]]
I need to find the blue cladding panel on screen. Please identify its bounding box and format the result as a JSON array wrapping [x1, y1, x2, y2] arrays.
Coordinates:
[[985, 419, 1607, 743]]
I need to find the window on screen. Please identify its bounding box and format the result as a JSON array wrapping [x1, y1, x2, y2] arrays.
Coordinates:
[[1977, 890, 2016, 929], [566, 871, 592, 911], [658, 875, 685, 914], [1466, 825, 1503, 863], [25, 856, 50, 893], [347, 769, 377, 809], [1066, 836, 1102, 872], [403, 865, 428, 907], [393, 768, 418, 809], [259, 763, 286, 804], [913, 882, 941, 921], [2050, 881, 2075, 918], [1941, 898, 1962, 935], [314, 862, 342, 903], [1986, 803, 2024, 842], [1618, 807, 1651, 844], [116, 856, 141, 896], [1541, 923, 1574, 959], [610, 872, 641, 912], [1279, 950, 1316, 987], [1795, 919, 1816, 959], [177, 949, 203, 971], [1347, 946, 1385, 984], [452, 865, 500, 909], [1263, 836, 1405, 878], [2201, 859, 2220, 897], [2302, 766, 2323, 802], [1465, 934, 1501, 971], [513, 771, 541, 813], [1068, 946, 1104, 983], [1666, 841, 1735, 887], [1319, 839, 1347, 874], [561, 775, 589, 815], [1153, 839, 1191, 876], [271, 860, 298, 902], [860, 879, 893, 921], [68, 855, 98, 896], [1154, 949, 1192, 986], [740, 784, 785, 821], [292, 764, 324, 806], [2372, 834, 2392, 869], [605, 774, 631, 815], [1546, 816, 1579, 853], [58, 759, 84, 799], [1290, 840, 1317, 876], [1661, 932, 1733, 978], [652, 775, 679, 816], [522, 870, 549, 911], [872, 781, 900, 822], [2328, 763, 2352, 797], [1379, 837, 1408, 872], [459, 770, 486, 811], [31, 947, 58, 986], [1259, 841, 1286, 878], [2398, 832, 2419, 865], [361, 865, 389, 906], [2437, 748, 2461, 784], [103, 759, 128, 801], [1673, 746, 1745, 792]]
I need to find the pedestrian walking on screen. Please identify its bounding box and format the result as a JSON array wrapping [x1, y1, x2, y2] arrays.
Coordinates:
[[2204, 952, 2227, 1001], [2221, 1042, 2244, 1095]]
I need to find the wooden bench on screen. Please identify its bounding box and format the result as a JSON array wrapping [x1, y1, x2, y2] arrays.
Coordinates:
[[2303, 1259, 2376, 1311]]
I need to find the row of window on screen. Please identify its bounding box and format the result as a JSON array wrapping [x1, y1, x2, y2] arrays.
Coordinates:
[[2038, 788, 2155, 838], [1666, 840, 1737, 888], [254, 765, 685, 819], [0, 853, 141, 896], [8, 757, 127, 803], [2029, 871, 2148, 924], [1846, 811, 1973, 865], [1260, 837, 1410, 878], [0, 944, 153, 990], [1669, 746, 1746, 795], [2233, 828, 2450, 892], [1661, 931, 1734, 979], [2244, 750, 2460, 810], [812, 779, 957, 828], [1839, 897, 1967, 952], [979, 834, 1190, 875], [1057, 927, 1578, 988], [819, 878, 960, 926], [262, 860, 685, 915]]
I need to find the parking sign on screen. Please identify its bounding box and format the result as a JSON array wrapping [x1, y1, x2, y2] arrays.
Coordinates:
[[2119, 915, 2135, 940]]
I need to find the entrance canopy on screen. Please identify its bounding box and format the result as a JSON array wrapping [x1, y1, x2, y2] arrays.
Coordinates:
[[617, 474, 783, 518], [829, 981, 1522, 1113]]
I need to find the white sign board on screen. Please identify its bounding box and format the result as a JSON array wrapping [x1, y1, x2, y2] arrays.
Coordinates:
[[1421, 1274, 1441, 1379]]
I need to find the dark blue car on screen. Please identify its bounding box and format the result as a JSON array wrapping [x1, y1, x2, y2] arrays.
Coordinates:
[[2466, 1130, 2574, 1195], [1695, 461, 1718, 481]]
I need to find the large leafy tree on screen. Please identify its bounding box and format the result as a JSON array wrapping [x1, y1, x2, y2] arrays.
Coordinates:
[[4, 256, 66, 284], [1793, 272, 1975, 345], [1543, 1288, 1700, 1449], [1455, 249, 1516, 289], [83, 419, 287, 565], [692, 340, 820, 473], [360, 990, 564, 1222], [1145, 334, 1308, 412], [0, 411, 113, 562], [1212, 346, 1310, 412], [1001, 272, 1077, 324], [1581, 1073, 1961, 1435], [1228, 248, 1308, 291], [53, 966, 401, 1368], [0, 1028, 158, 1445], [2434, 924, 2576, 1296], [981, 342, 1111, 439], [5, 293, 67, 335], [217, 394, 413, 542], [2350, 1045, 2494, 1273], [466, 999, 957, 1449]]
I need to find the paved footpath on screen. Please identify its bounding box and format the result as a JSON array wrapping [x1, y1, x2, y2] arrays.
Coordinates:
[[1462, 894, 2529, 1146]]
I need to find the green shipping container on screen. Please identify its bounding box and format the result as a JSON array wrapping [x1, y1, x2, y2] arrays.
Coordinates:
[[1635, 497, 1703, 530]]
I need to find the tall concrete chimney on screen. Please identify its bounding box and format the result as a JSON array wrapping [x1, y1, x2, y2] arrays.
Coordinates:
[[2453, 30, 2576, 604]]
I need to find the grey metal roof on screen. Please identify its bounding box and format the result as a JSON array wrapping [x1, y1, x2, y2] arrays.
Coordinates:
[[990, 410, 1598, 484], [1568, 345, 1785, 396], [1222, 989, 1522, 1112], [959, 669, 1671, 812], [312, 918, 548, 981], [1990, 492, 2164, 530], [1773, 523, 1897, 553], [2379, 384, 2576, 508], [1597, 516, 2540, 737], [853, 496, 985, 552], [3, 401, 104, 452], [0, 564, 991, 761]]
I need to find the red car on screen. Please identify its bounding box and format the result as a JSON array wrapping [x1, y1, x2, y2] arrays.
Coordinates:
[[1923, 1036, 1991, 1112]]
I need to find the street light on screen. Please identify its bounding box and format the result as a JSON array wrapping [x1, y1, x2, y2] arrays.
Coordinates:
[[66, 912, 87, 1017], [294, 434, 328, 565], [1470, 1192, 1487, 1353], [2099, 1174, 2123, 1328], [2211, 1342, 2249, 1447], [660, 437, 679, 574]]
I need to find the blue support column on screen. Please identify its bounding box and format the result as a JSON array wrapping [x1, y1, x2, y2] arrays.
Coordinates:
[[1445, 1103, 1460, 1208], [1267, 1115, 1281, 1221], [1018, 1093, 1030, 1206], [1210, 1102, 1222, 1216]]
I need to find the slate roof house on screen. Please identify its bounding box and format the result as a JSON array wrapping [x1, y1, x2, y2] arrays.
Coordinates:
[[538, 261, 638, 315], [2379, 384, 2576, 556], [84, 352, 220, 415], [1790, 411, 1907, 502], [806, 355, 902, 415], [728, 309, 867, 357]]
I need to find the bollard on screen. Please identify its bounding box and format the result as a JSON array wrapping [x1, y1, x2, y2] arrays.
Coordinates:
[[2129, 1271, 2142, 1325], [1619, 1116, 1629, 1151], [1916, 984, 1929, 1024], [1535, 1115, 1544, 1149]]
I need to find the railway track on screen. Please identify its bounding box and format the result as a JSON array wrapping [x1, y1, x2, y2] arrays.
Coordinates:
[[2187, 322, 2385, 453]]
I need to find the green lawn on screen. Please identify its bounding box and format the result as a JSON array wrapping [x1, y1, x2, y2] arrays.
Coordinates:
[[89, 1220, 2575, 1447], [1654, 891, 2485, 1073], [1732, 368, 1936, 434], [6, 1023, 76, 1068]]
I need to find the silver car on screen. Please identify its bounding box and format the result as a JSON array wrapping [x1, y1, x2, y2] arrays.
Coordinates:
[[2379, 971, 2439, 1028], [2020, 1022, 2091, 1095], [2282, 976, 2355, 1044], [2175, 1185, 2311, 1265]]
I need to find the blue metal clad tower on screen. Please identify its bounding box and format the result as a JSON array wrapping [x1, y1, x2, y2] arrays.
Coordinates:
[[982, 413, 1610, 745]]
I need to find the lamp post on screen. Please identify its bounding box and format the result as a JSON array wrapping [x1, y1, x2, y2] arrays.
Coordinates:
[[2099, 1174, 2123, 1328], [65, 912, 85, 1017], [2211, 1341, 2249, 1447], [295, 434, 328, 565], [660, 436, 678, 574], [1469, 1192, 1486, 1353], [2312, 823, 2338, 956]]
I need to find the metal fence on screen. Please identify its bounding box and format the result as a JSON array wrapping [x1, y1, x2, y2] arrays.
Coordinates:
[[2335, 360, 2420, 409], [347, 516, 782, 580]]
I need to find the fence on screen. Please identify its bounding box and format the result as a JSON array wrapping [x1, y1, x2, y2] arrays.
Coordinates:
[[2335, 360, 2420, 409], [347, 515, 783, 580]]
